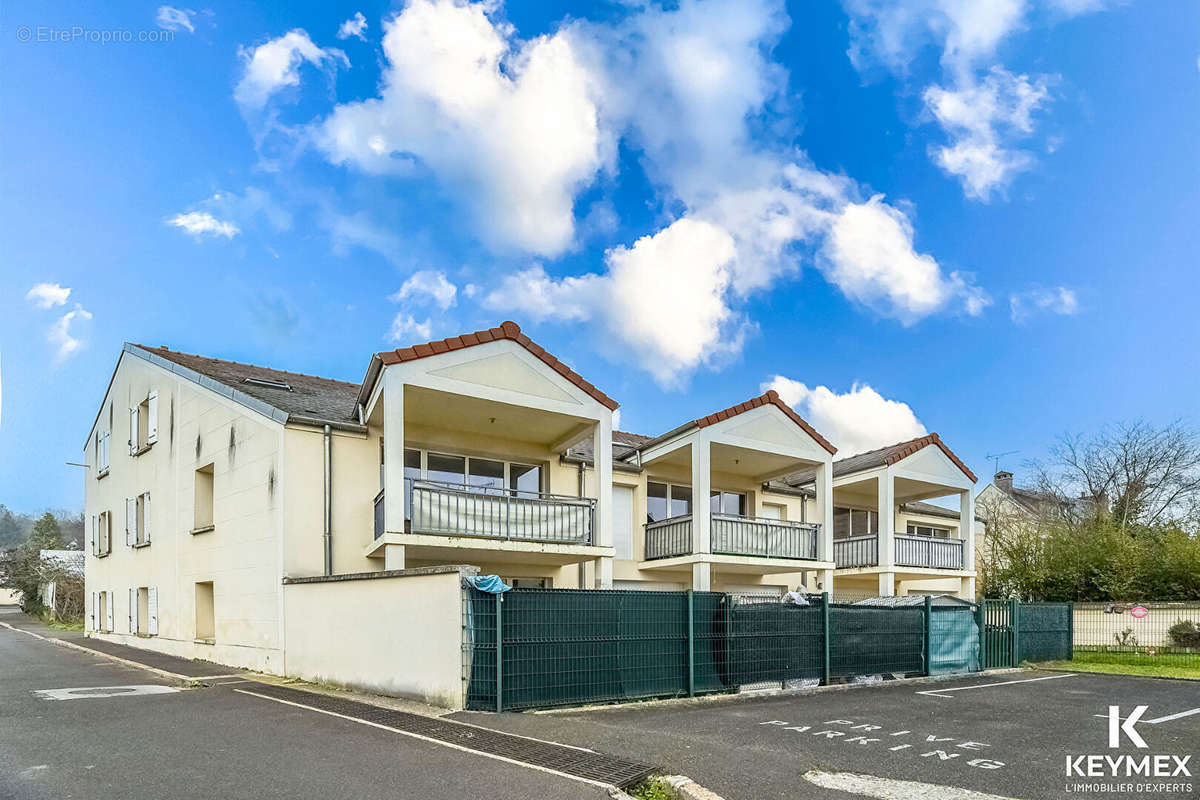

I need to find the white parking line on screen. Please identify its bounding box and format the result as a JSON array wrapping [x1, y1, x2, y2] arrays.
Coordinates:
[[1094, 707, 1200, 725], [917, 673, 1077, 698]]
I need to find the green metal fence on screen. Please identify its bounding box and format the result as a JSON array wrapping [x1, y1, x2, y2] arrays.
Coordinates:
[[1018, 602, 1074, 662], [464, 589, 1064, 711]]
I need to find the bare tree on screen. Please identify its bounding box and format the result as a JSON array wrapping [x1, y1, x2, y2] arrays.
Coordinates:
[[1034, 420, 1200, 533]]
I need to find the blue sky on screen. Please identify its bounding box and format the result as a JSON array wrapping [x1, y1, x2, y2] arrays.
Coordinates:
[[2, 0, 1198, 512]]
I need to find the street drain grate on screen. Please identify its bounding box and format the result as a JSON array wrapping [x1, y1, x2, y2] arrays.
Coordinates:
[[239, 683, 655, 788]]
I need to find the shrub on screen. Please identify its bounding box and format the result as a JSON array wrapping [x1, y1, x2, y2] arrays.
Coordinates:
[[1167, 619, 1200, 648]]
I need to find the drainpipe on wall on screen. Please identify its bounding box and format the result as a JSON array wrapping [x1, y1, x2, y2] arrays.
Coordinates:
[[323, 424, 333, 576], [577, 460, 587, 588]]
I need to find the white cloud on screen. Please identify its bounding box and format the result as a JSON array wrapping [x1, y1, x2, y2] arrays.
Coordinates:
[[824, 195, 988, 322], [840, 1, 1113, 200], [167, 211, 240, 239], [318, 0, 610, 256], [26, 283, 71, 309], [49, 304, 93, 362], [485, 218, 745, 388], [1009, 286, 1079, 321], [235, 30, 348, 111], [390, 270, 458, 310], [763, 376, 927, 457], [337, 12, 368, 41], [389, 313, 433, 343], [156, 6, 195, 33], [924, 68, 1050, 200]]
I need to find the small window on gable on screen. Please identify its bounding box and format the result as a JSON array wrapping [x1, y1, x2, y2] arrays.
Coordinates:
[[129, 391, 158, 454], [194, 464, 215, 532]]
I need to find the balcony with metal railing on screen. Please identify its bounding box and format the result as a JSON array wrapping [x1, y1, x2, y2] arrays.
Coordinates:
[[643, 513, 821, 561], [374, 478, 596, 546], [832, 534, 965, 570]]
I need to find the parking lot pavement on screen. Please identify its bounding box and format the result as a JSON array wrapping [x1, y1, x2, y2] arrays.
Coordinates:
[[452, 671, 1200, 800], [0, 622, 608, 800]]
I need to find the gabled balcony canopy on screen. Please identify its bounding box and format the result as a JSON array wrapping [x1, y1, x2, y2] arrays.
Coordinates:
[[621, 390, 838, 589], [360, 322, 618, 583], [786, 433, 978, 594]]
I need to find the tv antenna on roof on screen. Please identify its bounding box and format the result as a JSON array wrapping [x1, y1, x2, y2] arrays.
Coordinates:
[[986, 450, 1019, 475]]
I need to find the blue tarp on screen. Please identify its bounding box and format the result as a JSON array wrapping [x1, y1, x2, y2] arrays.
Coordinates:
[[465, 574, 511, 594], [931, 608, 980, 674]]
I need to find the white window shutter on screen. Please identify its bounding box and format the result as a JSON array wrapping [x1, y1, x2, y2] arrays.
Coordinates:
[[89, 515, 96, 556], [129, 406, 139, 454], [101, 431, 109, 470], [142, 493, 151, 543], [91, 592, 97, 629], [129, 588, 136, 633], [146, 391, 158, 444], [126, 498, 136, 546], [105, 593, 114, 632], [148, 588, 158, 635]]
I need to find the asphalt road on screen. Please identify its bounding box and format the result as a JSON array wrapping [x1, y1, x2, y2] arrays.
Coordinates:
[[0, 610, 606, 800], [454, 670, 1200, 800]]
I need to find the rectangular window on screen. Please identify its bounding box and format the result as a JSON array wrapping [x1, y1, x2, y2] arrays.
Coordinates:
[[834, 507, 879, 539], [851, 509, 878, 536], [508, 577, 551, 589], [833, 507, 851, 539], [646, 482, 668, 523], [95, 429, 110, 476], [427, 453, 466, 485], [509, 463, 542, 495], [907, 523, 951, 539], [468, 458, 505, 491], [195, 582, 215, 642], [710, 491, 746, 516], [129, 391, 158, 455], [92, 511, 112, 556], [130, 492, 150, 546], [670, 485, 692, 518], [194, 464, 215, 531]]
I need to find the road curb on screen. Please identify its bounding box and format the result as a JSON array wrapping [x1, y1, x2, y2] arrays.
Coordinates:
[[658, 775, 727, 800]]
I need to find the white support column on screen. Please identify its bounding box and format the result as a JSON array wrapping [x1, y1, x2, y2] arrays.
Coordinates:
[[817, 568, 834, 593], [692, 562, 711, 592], [382, 367, 406, 536], [593, 417, 613, 589], [691, 437, 712, 557], [877, 470, 895, 596], [383, 543, 406, 571], [960, 576, 976, 600], [959, 488, 975, 575], [814, 461, 834, 565]]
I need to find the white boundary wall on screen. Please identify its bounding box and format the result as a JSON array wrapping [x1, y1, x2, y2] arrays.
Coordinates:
[[281, 566, 471, 709]]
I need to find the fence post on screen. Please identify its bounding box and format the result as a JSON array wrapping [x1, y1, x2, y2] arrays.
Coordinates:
[[821, 591, 831, 686], [687, 590, 696, 697], [1066, 601, 1074, 662], [1011, 598, 1021, 667], [923, 594, 933, 676], [975, 600, 985, 670], [495, 592, 504, 713]]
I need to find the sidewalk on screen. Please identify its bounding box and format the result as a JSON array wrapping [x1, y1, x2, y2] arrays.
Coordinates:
[[0, 606, 240, 680]]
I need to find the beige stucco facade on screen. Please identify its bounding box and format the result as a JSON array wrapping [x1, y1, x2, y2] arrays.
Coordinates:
[[83, 347, 287, 672], [82, 328, 980, 706]]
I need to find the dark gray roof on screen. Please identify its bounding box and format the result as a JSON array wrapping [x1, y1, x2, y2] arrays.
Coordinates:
[[782, 433, 976, 488], [132, 344, 364, 432], [564, 430, 653, 471]]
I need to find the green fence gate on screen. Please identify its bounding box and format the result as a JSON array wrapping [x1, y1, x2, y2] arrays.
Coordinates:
[[979, 599, 1016, 668]]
